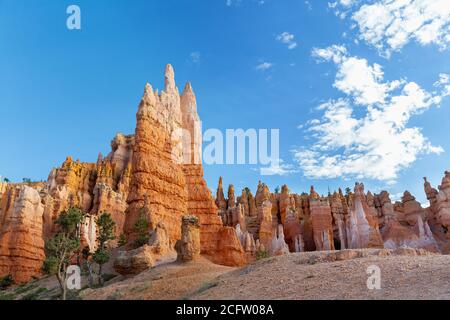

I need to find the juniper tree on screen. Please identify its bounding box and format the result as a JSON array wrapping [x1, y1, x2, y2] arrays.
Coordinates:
[[43, 207, 84, 300], [93, 213, 116, 285], [132, 208, 150, 249]]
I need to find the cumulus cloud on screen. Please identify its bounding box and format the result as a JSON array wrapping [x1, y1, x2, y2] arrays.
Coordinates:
[[295, 45, 447, 182], [256, 62, 273, 71], [313, 45, 403, 105], [434, 73, 450, 96], [276, 32, 298, 49], [331, 0, 450, 57]]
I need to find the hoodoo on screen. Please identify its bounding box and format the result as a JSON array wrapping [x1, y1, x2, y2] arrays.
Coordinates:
[[1, 66, 450, 283]]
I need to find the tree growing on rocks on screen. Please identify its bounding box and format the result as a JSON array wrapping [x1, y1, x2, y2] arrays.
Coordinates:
[[43, 207, 84, 300], [93, 213, 116, 286], [132, 208, 150, 249], [118, 234, 127, 247]]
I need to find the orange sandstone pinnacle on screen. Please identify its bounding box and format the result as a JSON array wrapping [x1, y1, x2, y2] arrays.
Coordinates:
[[1, 65, 450, 283]]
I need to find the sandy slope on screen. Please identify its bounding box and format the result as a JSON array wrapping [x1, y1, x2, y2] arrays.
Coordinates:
[[5, 249, 450, 300], [80, 257, 235, 300], [189, 249, 450, 300]]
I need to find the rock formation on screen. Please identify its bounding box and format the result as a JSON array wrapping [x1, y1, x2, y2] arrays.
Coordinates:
[[114, 246, 155, 275], [3, 65, 450, 282], [114, 221, 176, 275], [122, 66, 245, 268], [309, 188, 335, 251], [176, 216, 201, 262], [0, 65, 248, 282], [0, 186, 45, 283], [346, 183, 383, 249], [124, 67, 188, 245]]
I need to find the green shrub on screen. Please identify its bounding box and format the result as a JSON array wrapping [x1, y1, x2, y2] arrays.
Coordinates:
[[0, 292, 15, 300], [14, 282, 38, 295], [21, 287, 48, 300], [118, 234, 127, 247], [132, 209, 150, 249], [256, 250, 269, 260], [0, 274, 14, 290]]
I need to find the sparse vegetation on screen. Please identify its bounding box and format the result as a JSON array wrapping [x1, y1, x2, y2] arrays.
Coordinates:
[[93, 213, 116, 286], [118, 234, 127, 247], [21, 287, 48, 300], [132, 208, 150, 249], [345, 187, 351, 196], [14, 282, 38, 295], [0, 292, 15, 300], [107, 291, 123, 300], [0, 274, 14, 290], [256, 250, 269, 260], [43, 207, 84, 300]]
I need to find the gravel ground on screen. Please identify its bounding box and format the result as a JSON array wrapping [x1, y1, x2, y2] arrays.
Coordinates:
[[23, 248, 450, 300], [189, 249, 450, 300]]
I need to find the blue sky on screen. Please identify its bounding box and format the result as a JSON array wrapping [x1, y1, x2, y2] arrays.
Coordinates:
[[1, 0, 449, 204]]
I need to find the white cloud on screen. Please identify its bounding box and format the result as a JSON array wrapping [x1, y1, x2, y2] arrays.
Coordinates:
[[190, 51, 201, 63], [276, 32, 298, 50], [259, 159, 297, 176], [226, 0, 242, 6], [434, 73, 450, 97], [256, 62, 273, 71], [339, 0, 450, 57], [312, 45, 347, 64], [313, 45, 399, 105], [305, 1, 312, 11], [340, 0, 356, 7], [295, 45, 447, 182], [435, 73, 449, 86]]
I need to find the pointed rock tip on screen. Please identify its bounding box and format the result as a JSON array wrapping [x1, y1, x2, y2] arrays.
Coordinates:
[[183, 82, 194, 94], [164, 64, 176, 92], [165, 64, 174, 75], [144, 83, 154, 95]]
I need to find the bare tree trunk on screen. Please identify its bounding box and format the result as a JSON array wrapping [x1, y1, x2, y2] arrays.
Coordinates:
[[98, 264, 103, 286], [87, 262, 94, 288], [56, 271, 67, 300]]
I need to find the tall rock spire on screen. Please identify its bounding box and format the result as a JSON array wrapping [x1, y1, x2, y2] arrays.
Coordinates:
[[164, 64, 176, 93], [181, 81, 201, 165], [181, 82, 197, 113], [215, 177, 227, 212], [139, 83, 157, 111]]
